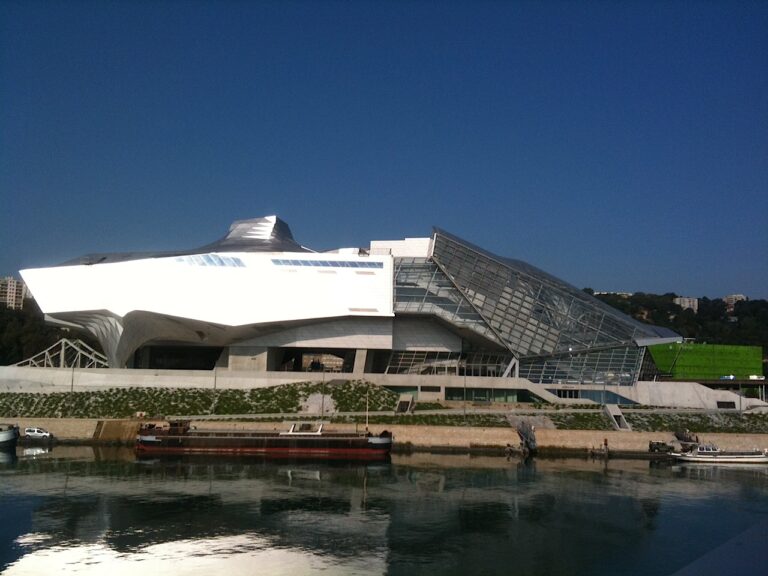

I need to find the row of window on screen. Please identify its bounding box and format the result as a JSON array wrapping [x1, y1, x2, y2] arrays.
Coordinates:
[[271, 259, 383, 269], [444, 387, 526, 403], [175, 255, 246, 267], [174, 254, 385, 270]]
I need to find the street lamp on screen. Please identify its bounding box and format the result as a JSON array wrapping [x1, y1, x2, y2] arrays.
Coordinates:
[[602, 379, 606, 406], [463, 357, 467, 424], [321, 366, 326, 419]]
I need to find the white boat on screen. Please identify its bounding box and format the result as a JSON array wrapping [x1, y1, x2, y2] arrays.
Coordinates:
[[673, 443, 768, 464], [0, 423, 20, 449]]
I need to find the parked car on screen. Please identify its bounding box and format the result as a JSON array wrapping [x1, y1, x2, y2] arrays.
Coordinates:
[[648, 441, 673, 453], [24, 427, 52, 440]]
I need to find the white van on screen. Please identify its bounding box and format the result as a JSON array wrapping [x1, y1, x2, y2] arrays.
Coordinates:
[[24, 427, 51, 440]]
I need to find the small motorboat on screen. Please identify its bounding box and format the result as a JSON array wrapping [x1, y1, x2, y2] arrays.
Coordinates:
[[0, 423, 20, 450], [672, 443, 768, 464]]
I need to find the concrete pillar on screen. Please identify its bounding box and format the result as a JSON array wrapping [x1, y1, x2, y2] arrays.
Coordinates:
[[214, 348, 229, 368], [267, 348, 283, 371], [228, 346, 269, 371], [353, 349, 368, 375]]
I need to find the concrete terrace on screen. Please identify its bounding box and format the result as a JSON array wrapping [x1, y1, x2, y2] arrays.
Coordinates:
[[1, 365, 765, 411]]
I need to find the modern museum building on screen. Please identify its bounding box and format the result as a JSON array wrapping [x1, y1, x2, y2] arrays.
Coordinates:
[[20, 216, 681, 404]]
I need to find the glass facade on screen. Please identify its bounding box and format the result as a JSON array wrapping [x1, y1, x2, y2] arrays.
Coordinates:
[[431, 231, 659, 357], [393, 258, 503, 347], [384, 351, 511, 376], [444, 387, 540, 403], [386, 229, 674, 386], [519, 347, 644, 386]]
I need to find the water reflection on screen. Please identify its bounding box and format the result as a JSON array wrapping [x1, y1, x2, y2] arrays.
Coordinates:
[[1, 450, 767, 576], [6, 534, 386, 576], [0, 449, 16, 466], [20, 447, 48, 458]]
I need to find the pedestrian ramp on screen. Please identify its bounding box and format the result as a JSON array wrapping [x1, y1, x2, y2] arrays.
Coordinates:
[[395, 394, 414, 414], [604, 404, 632, 431], [93, 420, 142, 442]]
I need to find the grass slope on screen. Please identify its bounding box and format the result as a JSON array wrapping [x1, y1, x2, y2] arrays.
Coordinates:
[[0, 380, 398, 419]]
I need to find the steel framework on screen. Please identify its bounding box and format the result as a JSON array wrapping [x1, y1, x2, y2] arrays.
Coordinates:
[[15, 338, 108, 369]]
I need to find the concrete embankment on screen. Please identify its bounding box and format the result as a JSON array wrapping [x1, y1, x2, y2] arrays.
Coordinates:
[[11, 418, 768, 455], [373, 425, 768, 455], [13, 418, 136, 443]]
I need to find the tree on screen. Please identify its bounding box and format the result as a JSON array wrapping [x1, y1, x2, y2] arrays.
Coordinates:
[[0, 300, 73, 365]]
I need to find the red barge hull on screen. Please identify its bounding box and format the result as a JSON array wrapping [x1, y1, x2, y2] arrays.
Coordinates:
[[135, 445, 391, 460], [135, 421, 393, 461]]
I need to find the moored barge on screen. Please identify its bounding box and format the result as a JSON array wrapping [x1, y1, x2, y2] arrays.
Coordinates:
[[0, 423, 20, 450], [136, 421, 393, 460]]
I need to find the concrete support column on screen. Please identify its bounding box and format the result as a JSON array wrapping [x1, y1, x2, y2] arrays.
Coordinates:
[[353, 349, 368, 375], [502, 358, 519, 378], [228, 346, 269, 371], [214, 348, 229, 368]]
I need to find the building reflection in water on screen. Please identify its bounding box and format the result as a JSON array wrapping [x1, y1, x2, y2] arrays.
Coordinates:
[[1, 448, 766, 575]]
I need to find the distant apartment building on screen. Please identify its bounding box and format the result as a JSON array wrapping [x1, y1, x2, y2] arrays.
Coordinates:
[[0, 276, 28, 310], [594, 291, 633, 298], [723, 294, 747, 314], [673, 296, 699, 314]]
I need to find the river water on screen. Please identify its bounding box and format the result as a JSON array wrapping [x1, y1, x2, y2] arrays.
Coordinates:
[[1, 446, 767, 576]]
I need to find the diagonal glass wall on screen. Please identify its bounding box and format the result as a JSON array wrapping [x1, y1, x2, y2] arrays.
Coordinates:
[[427, 229, 672, 385], [431, 230, 657, 358]]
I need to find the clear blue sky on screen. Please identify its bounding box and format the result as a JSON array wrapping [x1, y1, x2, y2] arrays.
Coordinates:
[[2, 1, 766, 299]]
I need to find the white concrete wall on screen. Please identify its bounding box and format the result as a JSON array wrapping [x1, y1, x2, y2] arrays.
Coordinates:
[[234, 317, 393, 350], [22, 252, 395, 325], [0, 366, 558, 402], [369, 238, 432, 257], [0, 365, 315, 392], [634, 380, 766, 410], [392, 317, 462, 352]]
